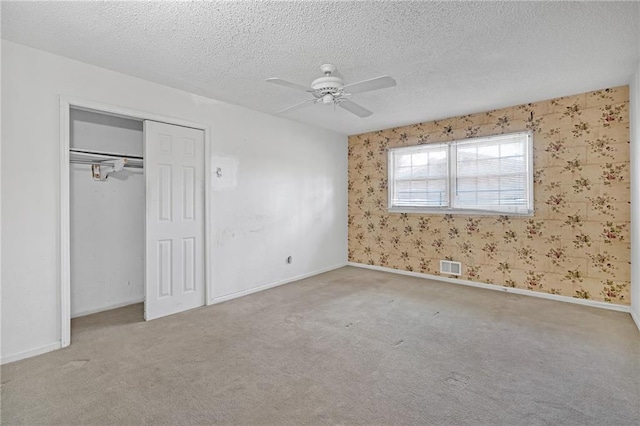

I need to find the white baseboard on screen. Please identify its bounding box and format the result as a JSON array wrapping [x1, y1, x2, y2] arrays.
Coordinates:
[[209, 262, 348, 305], [1, 341, 62, 365], [71, 297, 145, 319], [631, 309, 640, 332], [348, 262, 632, 314]]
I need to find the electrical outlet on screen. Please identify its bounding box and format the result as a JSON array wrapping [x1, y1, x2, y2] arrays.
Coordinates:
[[286, 256, 292, 264]]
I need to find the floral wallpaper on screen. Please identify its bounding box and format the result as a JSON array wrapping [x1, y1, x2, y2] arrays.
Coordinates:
[[348, 86, 630, 305]]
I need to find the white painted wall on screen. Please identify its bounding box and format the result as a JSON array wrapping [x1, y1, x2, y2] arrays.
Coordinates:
[[69, 109, 144, 317], [1, 41, 348, 362], [0, 26, 4, 363], [630, 64, 640, 330], [71, 109, 143, 156]]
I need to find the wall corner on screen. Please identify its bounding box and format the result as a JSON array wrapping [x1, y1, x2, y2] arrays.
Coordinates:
[[629, 63, 640, 331]]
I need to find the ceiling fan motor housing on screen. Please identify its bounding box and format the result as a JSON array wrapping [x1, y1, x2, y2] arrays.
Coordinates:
[[311, 76, 344, 98], [311, 64, 344, 100]]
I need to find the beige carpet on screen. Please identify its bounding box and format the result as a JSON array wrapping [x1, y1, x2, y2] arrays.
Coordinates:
[[2, 266, 639, 425]]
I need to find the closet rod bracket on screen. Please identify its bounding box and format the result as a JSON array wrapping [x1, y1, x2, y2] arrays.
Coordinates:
[[92, 159, 126, 181]]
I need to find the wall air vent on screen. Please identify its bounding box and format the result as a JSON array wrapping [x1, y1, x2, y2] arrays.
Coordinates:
[[440, 260, 462, 276]]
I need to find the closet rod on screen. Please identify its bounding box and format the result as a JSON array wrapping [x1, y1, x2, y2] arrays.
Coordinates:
[[69, 149, 143, 169], [70, 148, 143, 160]]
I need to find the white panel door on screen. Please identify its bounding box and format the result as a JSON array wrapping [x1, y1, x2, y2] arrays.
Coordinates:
[[144, 121, 205, 320]]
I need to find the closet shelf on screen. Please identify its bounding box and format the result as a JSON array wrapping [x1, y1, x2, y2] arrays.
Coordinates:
[[69, 148, 143, 168]]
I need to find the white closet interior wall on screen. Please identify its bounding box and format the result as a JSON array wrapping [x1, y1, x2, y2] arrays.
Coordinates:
[[70, 109, 144, 317]]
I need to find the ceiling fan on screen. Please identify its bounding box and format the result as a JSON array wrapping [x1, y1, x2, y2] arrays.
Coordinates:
[[266, 64, 396, 118]]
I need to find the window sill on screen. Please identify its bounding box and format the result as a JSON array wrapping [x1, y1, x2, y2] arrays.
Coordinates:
[[387, 207, 534, 217]]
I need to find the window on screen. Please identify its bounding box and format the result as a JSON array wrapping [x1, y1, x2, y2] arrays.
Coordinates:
[[388, 131, 533, 215]]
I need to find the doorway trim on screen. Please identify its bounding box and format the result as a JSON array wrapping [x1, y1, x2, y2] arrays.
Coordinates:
[[59, 95, 213, 348]]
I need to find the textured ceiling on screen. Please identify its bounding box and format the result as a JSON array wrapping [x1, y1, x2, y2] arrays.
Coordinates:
[[2, 1, 639, 135]]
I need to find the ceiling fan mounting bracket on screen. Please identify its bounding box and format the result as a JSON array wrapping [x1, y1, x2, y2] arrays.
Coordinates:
[[320, 63, 336, 75]]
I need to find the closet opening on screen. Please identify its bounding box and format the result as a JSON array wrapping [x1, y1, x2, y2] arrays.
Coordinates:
[[69, 108, 145, 326], [60, 98, 211, 348]]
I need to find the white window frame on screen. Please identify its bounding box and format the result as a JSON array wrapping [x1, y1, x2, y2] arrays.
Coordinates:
[[387, 131, 534, 216]]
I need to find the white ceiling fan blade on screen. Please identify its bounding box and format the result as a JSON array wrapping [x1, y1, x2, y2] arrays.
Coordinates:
[[266, 78, 311, 92], [339, 99, 373, 118], [343, 75, 396, 95], [277, 99, 316, 114]]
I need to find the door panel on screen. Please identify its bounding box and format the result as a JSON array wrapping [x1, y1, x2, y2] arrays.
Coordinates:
[[144, 121, 205, 320]]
